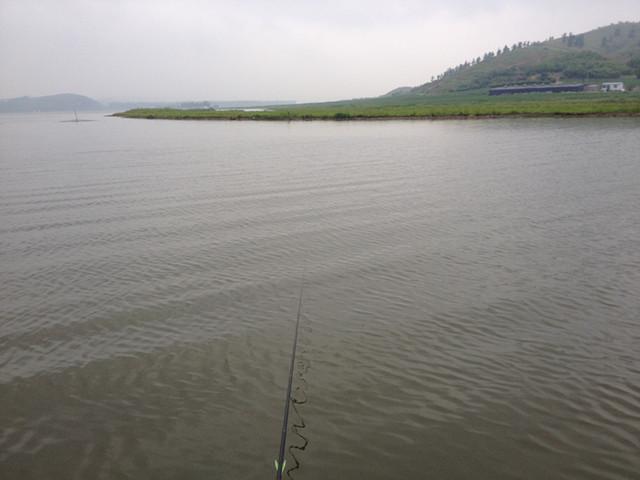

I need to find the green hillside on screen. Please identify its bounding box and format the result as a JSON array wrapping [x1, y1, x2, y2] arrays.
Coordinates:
[[394, 21, 640, 95]]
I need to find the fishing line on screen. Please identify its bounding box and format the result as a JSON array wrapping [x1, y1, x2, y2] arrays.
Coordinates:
[[286, 363, 309, 478], [274, 280, 305, 480]]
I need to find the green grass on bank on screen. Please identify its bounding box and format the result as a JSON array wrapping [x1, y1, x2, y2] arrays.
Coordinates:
[[114, 92, 640, 121]]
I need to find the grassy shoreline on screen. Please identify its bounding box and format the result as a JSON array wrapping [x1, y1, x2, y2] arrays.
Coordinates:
[[113, 92, 640, 121], [113, 112, 640, 122]]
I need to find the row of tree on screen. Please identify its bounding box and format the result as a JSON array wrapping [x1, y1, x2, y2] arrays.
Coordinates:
[[430, 40, 539, 83], [560, 33, 585, 48]]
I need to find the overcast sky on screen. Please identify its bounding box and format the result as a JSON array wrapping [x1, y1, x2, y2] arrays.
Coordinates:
[[1, 0, 638, 102]]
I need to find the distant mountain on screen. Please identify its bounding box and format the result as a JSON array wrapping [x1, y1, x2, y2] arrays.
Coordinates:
[[388, 21, 640, 96], [0, 93, 103, 112]]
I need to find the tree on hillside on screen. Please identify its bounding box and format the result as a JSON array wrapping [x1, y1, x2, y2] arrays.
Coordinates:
[[628, 56, 640, 78]]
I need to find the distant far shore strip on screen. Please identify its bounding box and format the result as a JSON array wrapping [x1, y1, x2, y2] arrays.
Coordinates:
[[112, 112, 640, 121]]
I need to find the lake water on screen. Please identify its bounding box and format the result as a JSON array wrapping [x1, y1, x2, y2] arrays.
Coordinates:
[[1, 113, 639, 480]]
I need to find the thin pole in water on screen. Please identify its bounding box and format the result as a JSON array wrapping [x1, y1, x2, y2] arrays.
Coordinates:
[[274, 282, 304, 480]]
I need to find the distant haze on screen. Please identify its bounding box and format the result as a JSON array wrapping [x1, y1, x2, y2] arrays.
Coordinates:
[[1, 0, 639, 103]]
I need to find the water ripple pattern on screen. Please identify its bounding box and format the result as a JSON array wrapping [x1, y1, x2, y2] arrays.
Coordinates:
[[1, 113, 639, 480]]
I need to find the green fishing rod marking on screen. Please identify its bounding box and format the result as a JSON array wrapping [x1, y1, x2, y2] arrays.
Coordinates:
[[275, 282, 304, 480]]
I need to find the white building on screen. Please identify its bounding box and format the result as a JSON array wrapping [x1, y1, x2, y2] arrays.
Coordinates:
[[601, 82, 625, 92]]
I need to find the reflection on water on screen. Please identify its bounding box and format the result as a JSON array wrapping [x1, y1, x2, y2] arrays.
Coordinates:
[[1, 113, 639, 479]]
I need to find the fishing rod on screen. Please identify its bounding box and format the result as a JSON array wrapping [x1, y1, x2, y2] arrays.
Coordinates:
[[274, 281, 305, 480]]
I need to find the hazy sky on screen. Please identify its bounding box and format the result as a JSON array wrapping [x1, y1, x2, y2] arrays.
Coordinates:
[[1, 0, 638, 102]]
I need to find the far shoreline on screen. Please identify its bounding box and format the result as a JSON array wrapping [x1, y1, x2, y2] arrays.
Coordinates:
[[111, 92, 640, 122], [111, 111, 640, 122]]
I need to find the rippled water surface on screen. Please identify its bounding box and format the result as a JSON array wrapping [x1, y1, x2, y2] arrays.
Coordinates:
[[1, 113, 639, 480]]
